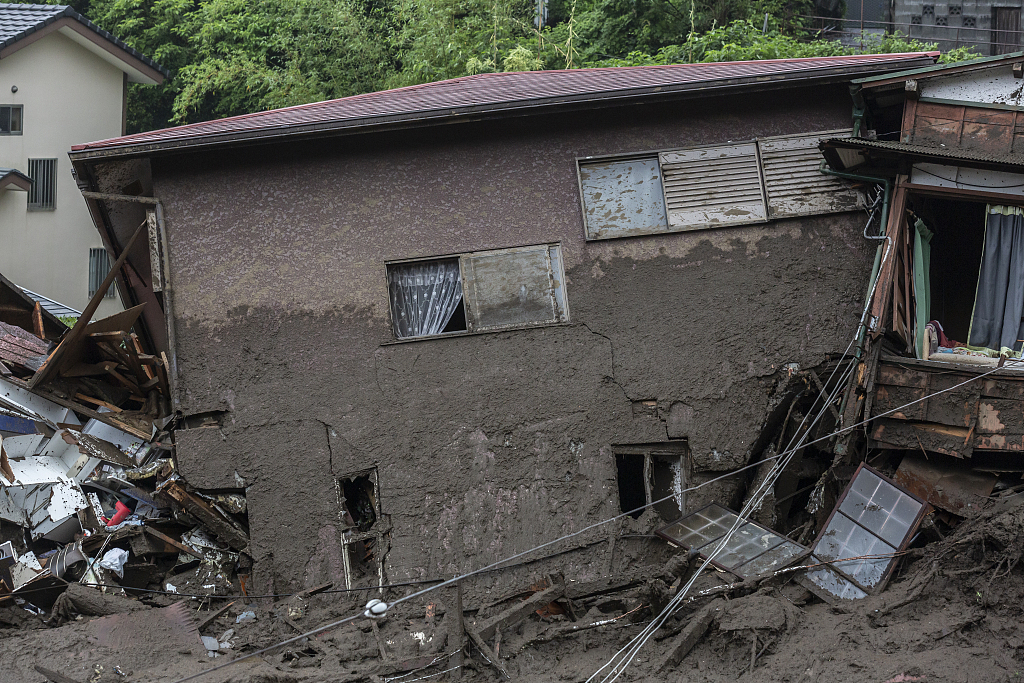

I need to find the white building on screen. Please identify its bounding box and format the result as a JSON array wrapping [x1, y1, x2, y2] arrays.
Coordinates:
[[0, 4, 165, 318]]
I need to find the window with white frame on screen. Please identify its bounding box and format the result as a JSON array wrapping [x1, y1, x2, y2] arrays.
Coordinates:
[[578, 130, 864, 240], [89, 248, 114, 299], [386, 243, 568, 340]]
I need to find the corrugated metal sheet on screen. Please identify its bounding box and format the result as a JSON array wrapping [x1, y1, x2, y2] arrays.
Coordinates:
[[71, 52, 938, 156], [761, 130, 863, 218], [660, 142, 766, 229], [821, 136, 1024, 170]]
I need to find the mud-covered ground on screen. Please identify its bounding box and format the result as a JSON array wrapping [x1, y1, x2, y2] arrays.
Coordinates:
[[6, 494, 1024, 683]]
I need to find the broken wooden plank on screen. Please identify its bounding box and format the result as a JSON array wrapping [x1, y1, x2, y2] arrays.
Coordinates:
[[371, 619, 391, 664], [30, 224, 146, 389], [33, 665, 83, 683], [32, 302, 44, 341], [450, 582, 464, 681], [656, 599, 724, 672], [465, 626, 510, 679], [144, 526, 204, 560], [197, 600, 236, 632], [74, 393, 123, 413], [476, 582, 564, 641], [156, 480, 249, 550]]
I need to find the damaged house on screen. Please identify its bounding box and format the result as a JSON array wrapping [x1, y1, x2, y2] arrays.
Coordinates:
[[820, 52, 1024, 520], [60, 51, 950, 605]]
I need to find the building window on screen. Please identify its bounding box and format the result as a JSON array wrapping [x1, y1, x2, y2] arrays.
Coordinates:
[[27, 158, 56, 210], [386, 243, 568, 340], [89, 248, 114, 298], [338, 468, 387, 589], [614, 442, 689, 521], [577, 130, 864, 240], [0, 106, 22, 135]]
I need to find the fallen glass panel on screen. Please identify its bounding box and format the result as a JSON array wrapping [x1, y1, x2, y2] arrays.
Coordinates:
[[656, 504, 806, 579], [733, 539, 806, 577], [698, 522, 784, 568], [800, 555, 868, 601], [815, 512, 896, 588], [838, 467, 923, 547], [800, 463, 927, 600], [656, 503, 737, 550]]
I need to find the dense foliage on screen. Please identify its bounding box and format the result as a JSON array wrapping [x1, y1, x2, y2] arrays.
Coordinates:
[[19, 0, 979, 132]]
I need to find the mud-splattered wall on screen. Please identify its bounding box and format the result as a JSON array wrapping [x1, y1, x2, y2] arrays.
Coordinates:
[[149, 85, 874, 596]]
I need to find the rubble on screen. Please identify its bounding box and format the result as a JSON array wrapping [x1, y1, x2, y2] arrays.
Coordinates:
[[0, 266, 249, 632]]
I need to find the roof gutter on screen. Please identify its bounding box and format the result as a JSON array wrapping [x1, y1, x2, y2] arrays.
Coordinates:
[[69, 56, 938, 162]]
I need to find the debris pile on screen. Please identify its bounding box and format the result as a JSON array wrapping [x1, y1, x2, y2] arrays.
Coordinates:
[[0, 270, 248, 622]]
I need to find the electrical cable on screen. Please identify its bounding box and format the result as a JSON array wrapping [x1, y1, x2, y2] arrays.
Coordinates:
[[162, 356, 1021, 683]]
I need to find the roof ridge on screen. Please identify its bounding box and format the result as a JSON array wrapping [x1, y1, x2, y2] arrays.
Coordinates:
[[71, 51, 938, 155]]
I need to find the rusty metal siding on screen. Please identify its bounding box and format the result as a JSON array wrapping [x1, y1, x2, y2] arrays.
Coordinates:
[[660, 143, 767, 230], [760, 130, 863, 219], [578, 157, 667, 240]]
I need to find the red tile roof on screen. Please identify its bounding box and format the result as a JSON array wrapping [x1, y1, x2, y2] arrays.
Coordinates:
[[71, 52, 938, 157]]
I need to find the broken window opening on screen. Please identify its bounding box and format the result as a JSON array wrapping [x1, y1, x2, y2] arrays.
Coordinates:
[[613, 443, 688, 521], [386, 244, 568, 341], [337, 468, 387, 590], [879, 192, 1024, 368]]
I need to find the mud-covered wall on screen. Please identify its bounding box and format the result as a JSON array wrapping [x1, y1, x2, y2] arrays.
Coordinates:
[[151, 85, 874, 596]]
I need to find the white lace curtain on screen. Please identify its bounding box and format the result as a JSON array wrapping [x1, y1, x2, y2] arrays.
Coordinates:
[[388, 259, 463, 338]]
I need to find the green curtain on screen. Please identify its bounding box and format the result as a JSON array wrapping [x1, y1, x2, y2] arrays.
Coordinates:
[[913, 218, 933, 359]]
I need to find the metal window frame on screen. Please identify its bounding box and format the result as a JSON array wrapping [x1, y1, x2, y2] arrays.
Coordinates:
[[383, 242, 570, 343], [27, 158, 57, 211], [0, 105, 23, 136], [576, 130, 860, 241], [654, 502, 811, 581], [88, 248, 115, 299], [803, 462, 929, 596], [335, 467, 389, 591]]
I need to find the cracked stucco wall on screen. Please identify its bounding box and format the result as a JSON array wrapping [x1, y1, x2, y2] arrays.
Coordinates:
[[155, 85, 875, 595]]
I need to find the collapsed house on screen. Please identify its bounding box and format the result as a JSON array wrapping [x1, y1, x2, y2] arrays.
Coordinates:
[[61, 50, 940, 600]]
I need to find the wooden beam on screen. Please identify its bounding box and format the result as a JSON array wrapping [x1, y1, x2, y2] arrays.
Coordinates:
[[30, 221, 146, 389], [476, 582, 564, 641], [466, 626, 510, 679]]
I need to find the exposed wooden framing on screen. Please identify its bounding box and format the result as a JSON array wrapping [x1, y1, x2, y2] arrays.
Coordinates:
[[32, 302, 44, 340], [902, 182, 1024, 204], [868, 179, 910, 338], [900, 97, 919, 143], [30, 221, 146, 389]]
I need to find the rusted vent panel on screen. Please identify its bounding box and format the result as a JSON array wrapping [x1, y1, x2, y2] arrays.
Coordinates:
[[659, 143, 766, 230], [760, 130, 863, 219]]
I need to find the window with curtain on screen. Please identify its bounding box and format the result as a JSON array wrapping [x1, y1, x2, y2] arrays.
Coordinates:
[[968, 205, 1024, 355], [386, 244, 568, 340]]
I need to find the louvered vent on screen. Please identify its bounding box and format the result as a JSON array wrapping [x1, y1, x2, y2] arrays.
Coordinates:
[[659, 143, 766, 230], [760, 130, 863, 219]]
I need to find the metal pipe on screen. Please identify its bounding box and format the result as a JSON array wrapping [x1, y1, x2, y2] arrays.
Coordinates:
[[819, 162, 893, 360]]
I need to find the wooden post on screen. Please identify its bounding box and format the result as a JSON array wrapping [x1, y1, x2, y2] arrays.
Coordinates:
[[32, 301, 44, 340], [450, 581, 464, 680]]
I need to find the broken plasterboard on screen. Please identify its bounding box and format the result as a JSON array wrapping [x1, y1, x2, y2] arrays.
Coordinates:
[[797, 463, 927, 603], [655, 503, 808, 580]]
